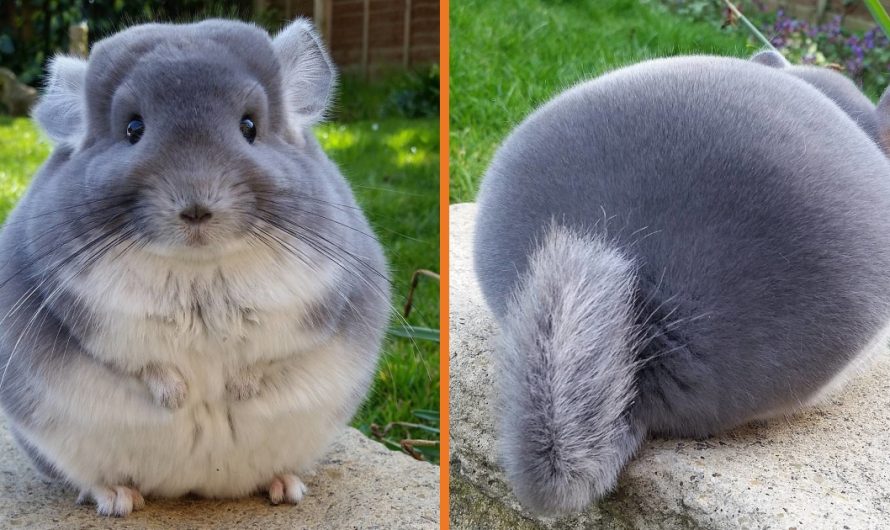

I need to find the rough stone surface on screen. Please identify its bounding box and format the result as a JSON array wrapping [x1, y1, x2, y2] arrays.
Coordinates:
[[449, 202, 890, 529], [0, 68, 37, 117], [0, 422, 438, 528]]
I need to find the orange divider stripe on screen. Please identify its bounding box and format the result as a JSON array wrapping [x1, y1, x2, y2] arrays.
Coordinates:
[[439, 0, 450, 526]]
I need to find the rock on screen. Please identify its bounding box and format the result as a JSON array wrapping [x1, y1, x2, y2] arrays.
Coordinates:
[[449, 202, 890, 529], [0, 422, 439, 528], [0, 68, 37, 116]]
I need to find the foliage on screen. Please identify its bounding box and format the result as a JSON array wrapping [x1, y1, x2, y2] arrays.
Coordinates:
[[316, 117, 440, 463], [0, 0, 264, 87], [765, 10, 890, 99], [662, 0, 890, 100], [389, 64, 441, 119], [863, 0, 890, 40], [450, 0, 752, 201], [0, 116, 50, 220], [335, 65, 440, 122]]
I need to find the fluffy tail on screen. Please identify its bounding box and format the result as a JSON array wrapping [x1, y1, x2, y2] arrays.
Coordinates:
[[497, 223, 644, 517]]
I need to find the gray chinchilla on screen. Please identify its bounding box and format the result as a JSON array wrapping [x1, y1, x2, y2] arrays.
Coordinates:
[[474, 52, 890, 516], [0, 18, 390, 516]]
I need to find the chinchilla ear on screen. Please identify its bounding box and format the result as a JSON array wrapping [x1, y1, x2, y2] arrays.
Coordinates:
[[272, 18, 336, 129], [878, 86, 890, 153], [750, 50, 788, 68], [32, 55, 87, 147]]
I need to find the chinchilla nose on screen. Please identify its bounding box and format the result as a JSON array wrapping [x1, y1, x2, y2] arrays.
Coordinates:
[[179, 203, 213, 224]]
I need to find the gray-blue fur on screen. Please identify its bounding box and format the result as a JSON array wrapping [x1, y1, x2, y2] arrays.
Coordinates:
[[0, 18, 389, 508], [474, 54, 890, 516], [751, 50, 880, 144]]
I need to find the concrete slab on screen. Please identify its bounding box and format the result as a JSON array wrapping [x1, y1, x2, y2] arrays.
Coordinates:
[[0, 422, 439, 529], [449, 202, 890, 529]]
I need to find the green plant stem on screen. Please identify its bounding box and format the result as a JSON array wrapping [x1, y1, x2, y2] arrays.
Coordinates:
[[722, 0, 777, 52], [864, 0, 890, 40]]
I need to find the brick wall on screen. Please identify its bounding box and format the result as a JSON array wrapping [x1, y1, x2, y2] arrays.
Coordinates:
[[259, 0, 438, 73]]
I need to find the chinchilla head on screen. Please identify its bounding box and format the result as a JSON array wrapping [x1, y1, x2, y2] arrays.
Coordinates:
[[29, 18, 339, 261], [750, 49, 890, 149]]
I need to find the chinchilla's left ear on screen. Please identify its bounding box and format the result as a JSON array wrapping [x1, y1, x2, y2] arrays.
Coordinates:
[[32, 54, 88, 148], [750, 49, 789, 68], [272, 18, 336, 130], [878, 86, 890, 153]]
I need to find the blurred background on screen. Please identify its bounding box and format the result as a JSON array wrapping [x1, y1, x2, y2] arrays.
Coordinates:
[[0, 1, 440, 463]]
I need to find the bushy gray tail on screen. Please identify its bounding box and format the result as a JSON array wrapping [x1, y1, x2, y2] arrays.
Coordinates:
[[497, 223, 644, 517]]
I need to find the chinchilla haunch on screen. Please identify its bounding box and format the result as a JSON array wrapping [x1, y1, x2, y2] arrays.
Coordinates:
[[474, 51, 890, 516], [0, 19, 390, 516]]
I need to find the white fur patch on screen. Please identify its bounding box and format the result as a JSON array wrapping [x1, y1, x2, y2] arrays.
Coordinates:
[[21, 241, 373, 498]]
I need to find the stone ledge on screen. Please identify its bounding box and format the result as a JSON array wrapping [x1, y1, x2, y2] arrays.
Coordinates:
[[0, 422, 438, 529], [448, 202, 890, 529]]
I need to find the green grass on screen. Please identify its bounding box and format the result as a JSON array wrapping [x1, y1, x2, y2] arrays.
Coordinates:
[[316, 118, 440, 462], [0, 116, 50, 220], [0, 112, 439, 463], [449, 0, 755, 202]]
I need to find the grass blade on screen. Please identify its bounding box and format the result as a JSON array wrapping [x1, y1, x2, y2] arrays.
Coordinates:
[[864, 0, 890, 39], [722, 0, 778, 52], [388, 324, 440, 342]]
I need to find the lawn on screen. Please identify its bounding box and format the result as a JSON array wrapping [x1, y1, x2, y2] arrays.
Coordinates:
[[0, 96, 440, 461], [449, 0, 756, 202]]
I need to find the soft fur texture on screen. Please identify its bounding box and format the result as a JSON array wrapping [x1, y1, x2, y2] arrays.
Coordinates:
[[751, 49, 880, 143], [498, 224, 643, 515], [0, 19, 390, 517], [474, 54, 890, 516]]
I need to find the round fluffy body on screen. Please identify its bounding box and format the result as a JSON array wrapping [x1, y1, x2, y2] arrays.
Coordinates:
[[474, 56, 890, 515], [0, 19, 390, 509]]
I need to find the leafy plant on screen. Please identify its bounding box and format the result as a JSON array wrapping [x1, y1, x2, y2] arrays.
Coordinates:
[[661, 0, 890, 100], [863, 0, 890, 39], [1, 0, 265, 88], [389, 64, 440, 119]]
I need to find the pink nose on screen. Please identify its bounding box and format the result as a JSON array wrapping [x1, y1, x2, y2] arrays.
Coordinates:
[[179, 204, 213, 224]]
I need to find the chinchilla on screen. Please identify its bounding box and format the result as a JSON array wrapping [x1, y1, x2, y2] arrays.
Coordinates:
[[474, 53, 890, 516], [0, 18, 390, 516], [751, 50, 881, 143]]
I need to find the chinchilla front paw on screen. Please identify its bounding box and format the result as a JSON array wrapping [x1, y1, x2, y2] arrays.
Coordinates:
[[140, 363, 188, 409], [226, 367, 263, 401], [77, 485, 146, 517], [267, 473, 308, 505]]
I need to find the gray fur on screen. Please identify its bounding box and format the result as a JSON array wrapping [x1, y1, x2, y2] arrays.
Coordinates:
[[749, 49, 790, 68], [751, 50, 880, 143], [31, 56, 87, 147], [498, 223, 644, 515], [475, 55, 890, 516], [0, 18, 389, 508], [879, 89, 890, 152]]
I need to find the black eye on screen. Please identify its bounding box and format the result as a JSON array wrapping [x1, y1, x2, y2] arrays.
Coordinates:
[[240, 116, 256, 144], [126, 117, 144, 144]]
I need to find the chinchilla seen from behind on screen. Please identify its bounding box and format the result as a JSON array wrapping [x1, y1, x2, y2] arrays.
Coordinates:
[[475, 51, 890, 516]]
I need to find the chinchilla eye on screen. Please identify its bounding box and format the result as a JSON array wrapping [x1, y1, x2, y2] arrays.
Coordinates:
[[240, 116, 256, 144], [126, 117, 144, 144]]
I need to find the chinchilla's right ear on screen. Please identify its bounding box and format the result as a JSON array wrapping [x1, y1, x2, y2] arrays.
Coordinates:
[[31, 55, 87, 148], [879, 86, 890, 154], [272, 19, 336, 132], [750, 49, 789, 68]]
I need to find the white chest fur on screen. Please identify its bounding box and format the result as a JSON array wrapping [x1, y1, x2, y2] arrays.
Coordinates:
[[26, 245, 369, 497], [70, 245, 339, 370]]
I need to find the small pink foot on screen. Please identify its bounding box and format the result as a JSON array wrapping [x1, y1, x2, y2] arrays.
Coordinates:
[[77, 485, 145, 517], [267, 474, 307, 505]]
